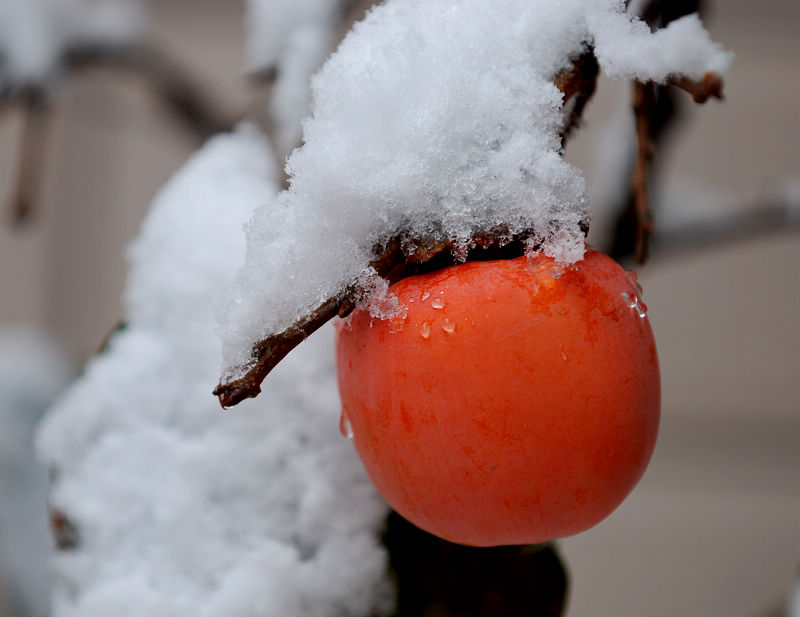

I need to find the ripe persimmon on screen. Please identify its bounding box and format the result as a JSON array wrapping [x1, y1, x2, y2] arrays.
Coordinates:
[[336, 248, 659, 546]]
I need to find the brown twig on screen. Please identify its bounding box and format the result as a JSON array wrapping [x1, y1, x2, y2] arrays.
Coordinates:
[[214, 230, 542, 408], [609, 0, 724, 263], [668, 71, 724, 103], [215, 237, 404, 407], [64, 43, 236, 140], [650, 195, 800, 258], [626, 71, 725, 264], [631, 81, 657, 264], [7, 89, 49, 225], [49, 507, 80, 551], [555, 48, 599, 146]]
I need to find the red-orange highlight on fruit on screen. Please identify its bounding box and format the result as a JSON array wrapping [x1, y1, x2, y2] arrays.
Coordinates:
[[336, 249, 660, 546]]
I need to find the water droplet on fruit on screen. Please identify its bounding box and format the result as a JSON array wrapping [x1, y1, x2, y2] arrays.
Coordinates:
[[339, 410, 354, 439], [419, 321, 431, 339], [625, 269, 644, 296], [431, 297, 446, 309], [441, 318, 456, 333], [621, 291, 648, 318], [421, 292, 431, 301], [561, 352, 568, 360]]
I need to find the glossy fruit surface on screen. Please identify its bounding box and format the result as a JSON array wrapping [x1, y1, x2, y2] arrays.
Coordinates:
[[336, 249, 660, 546]]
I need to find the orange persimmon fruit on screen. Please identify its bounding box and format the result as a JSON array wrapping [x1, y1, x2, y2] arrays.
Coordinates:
[[335, 248, 660, 546]]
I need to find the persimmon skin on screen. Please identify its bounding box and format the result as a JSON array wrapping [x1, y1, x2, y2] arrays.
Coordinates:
[[336, 249, 660, 547]]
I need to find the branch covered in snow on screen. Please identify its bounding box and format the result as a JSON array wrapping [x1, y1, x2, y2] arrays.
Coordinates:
[[0, 0, 145, 92], [0, 328, 70, 617], [216, 0, 732, 406], [37, 126, 391, 617], [245, 0, 353, 155]]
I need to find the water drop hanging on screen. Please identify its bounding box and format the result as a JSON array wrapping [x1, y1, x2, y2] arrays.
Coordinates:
[[339, 410, 354, 439]]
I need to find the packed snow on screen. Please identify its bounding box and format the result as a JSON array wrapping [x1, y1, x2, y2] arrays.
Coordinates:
[[220, 0, 732, 379], [245, 0, 347, 155], [0, 328, 70, 617], [37, 126, 391, 617], [0, 0, 144, 89]]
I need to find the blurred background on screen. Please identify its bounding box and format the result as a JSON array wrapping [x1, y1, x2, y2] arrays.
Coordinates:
[[0, 0, 797, 616]]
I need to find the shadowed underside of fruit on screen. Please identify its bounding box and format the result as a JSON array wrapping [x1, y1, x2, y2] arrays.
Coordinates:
[[378, 512, 569, 617]]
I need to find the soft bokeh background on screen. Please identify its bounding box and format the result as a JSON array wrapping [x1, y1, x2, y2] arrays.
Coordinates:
[[0, 0, 797, 616]]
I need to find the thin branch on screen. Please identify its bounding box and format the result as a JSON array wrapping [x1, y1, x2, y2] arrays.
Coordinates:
[[215, 238, 404, 408], [214, 230, 543, 408], [555, 48, 599, 146], [631, 81, 657, 264], [7, 89, 49, 225], [650, 196, 800, 258], [627, 71, 726, 264], [668, 71, 724, 103], [49, 507, 80, 551], [340, 0, 379, 40], [64, 43, 237, 141]]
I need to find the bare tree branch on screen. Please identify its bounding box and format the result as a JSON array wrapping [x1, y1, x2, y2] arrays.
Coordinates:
[[7, 89, 49, 226], [555, 48, 599, 146], [213, 229, 547, 408], [64, 43, 237, 141], [631, 81, 657, 264], [668, 71, 724, 103], [650, 196, 800, 258]]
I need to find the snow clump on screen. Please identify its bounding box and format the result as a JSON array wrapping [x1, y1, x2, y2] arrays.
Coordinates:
[[0, 0, 145, 89], [220, 0, 732, 377], [37, 125, 391, 617], [245, 0, 348, 155], [0, 328, 70, 617]]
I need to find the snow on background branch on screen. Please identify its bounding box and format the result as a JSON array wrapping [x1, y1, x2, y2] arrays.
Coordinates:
[[218, 0, 732, 380], [245, 0, 348, 156], [36, 126, 391, 617], [0, 329, 70, 617], [0, 0, 145, 90]]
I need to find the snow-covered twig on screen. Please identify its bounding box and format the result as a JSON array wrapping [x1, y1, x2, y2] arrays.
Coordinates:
[[214, 2, 730, 406], [38, 126, 391, 617], [214, 226, 556, 407]]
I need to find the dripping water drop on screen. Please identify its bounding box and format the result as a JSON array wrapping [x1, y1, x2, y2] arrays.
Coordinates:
[[339, 411, 354, 439], [419, 321, 431, 339]]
